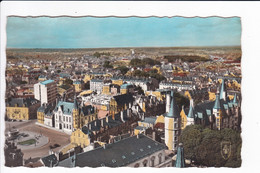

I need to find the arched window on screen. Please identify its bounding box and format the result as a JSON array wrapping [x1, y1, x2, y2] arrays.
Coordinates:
[[151, 156, 155, 167], [158, 153, 162, 164], [134, 163, 139, 168], [143, 160, 148, 167]]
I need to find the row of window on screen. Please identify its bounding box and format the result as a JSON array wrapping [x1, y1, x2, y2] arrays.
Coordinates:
[[134, 153, 162, 167], [56, 114, 72, 123]]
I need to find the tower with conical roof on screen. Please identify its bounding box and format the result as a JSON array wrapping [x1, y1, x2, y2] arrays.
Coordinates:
[[213, 94, 222, 130], [164, 91, 181, 151], [175, 143, 185, 168], [186, 99, 195, 126], [72, 95, 80, 130]]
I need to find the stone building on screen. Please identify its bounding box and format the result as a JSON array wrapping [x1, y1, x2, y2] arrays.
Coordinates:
[[57, 134, 172, 167]]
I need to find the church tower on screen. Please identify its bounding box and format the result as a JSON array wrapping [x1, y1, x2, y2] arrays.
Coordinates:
[[213, 94, 222, 130], [72, 96, 80, 130], [164, 91, 181, 151]]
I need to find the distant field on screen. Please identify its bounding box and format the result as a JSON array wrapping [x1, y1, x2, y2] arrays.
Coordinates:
[[6, 46, 241, 62]]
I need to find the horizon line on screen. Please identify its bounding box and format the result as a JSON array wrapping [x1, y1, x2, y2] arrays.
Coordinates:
[[6, 45, 241, 50]]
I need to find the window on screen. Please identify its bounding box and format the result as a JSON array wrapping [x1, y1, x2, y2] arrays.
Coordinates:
[[70, 125, 72, 129], [63, 116, 65, 121], [69, 117, 71, 122], [134, 163, 139, 168], [143, 160, 148, 167], [151, 156, 155, 167], [66, 117, 68, 122], [158, 153, 162, 164]]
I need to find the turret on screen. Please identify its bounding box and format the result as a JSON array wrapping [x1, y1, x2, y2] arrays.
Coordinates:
[[175, 143, 185, 168], [186, 99, 195, 126], [213, 94, 221, 130], [164, 91, 181, 151]]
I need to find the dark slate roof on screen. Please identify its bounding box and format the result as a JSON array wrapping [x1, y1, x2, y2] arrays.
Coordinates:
[[57, 134, 166, 168], [80, 105, 95, 116], [7, 98, 39, 107], [59, 84, 71, 90], [38, 104, 55, 114], [55, 101, 74, 115], [41, 154, 58, 167], [113, 94, 134, 105]]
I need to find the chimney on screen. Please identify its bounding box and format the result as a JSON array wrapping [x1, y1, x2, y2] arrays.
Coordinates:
[[89, 123, 91, 130], [152, 131, 156, 141]]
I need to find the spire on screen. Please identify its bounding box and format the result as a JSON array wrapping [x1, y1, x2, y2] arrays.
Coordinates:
[[187, 99, 194, 118], [73, 95, 78, 110], [233, 93, 237, 104], [175, 143, 185, 168], [219, 79, 226, 100], [166, 91, 180, 118], [213, 94, 221, 110]]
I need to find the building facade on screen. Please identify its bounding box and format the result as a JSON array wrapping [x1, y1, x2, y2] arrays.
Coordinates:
[[34, 80, 57, 105]]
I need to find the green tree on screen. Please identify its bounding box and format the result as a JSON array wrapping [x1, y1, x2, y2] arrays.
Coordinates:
[[179, 125, 203, 163], [179, 125, 242, 167], [174, 92, 189, 108], [103, 61, 113, 68], [116, 66, 129, 75]]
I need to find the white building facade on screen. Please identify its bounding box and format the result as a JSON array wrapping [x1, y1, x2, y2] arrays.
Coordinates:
[[34, 80, 57, 104]]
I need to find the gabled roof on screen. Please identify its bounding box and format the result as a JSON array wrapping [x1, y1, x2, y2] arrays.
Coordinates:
[[56, 101, 74, 115]]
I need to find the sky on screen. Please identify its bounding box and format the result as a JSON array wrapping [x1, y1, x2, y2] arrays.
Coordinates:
[[6, 16, 241, 48]]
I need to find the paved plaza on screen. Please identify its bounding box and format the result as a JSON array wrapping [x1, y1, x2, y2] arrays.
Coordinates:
[[5, 120, 70, 159]]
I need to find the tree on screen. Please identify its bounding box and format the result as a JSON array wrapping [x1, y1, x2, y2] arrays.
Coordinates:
[[103, 61, 113, 68], [116, 66, 129, 75], [179, 125, 203, 163], [174, 92, 189, 108], [179, 125, 242, 167]]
